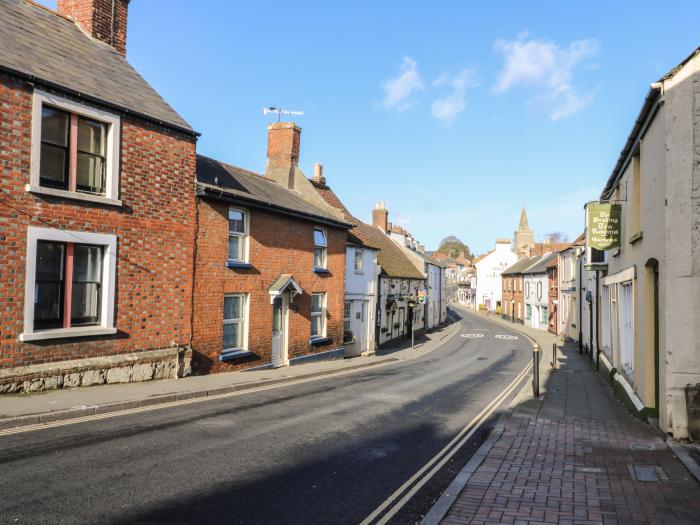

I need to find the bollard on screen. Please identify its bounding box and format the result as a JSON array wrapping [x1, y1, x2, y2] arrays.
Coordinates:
[[533, 343, 540, 397], [551, 341, 557, 370]]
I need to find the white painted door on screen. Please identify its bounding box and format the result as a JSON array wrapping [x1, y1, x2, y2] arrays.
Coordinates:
[[350, 300, 369, 354], [271, 296, 287, 368]]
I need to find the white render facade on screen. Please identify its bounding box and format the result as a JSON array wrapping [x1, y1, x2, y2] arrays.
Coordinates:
[[475, 241, 517, 312], [591, 48, 700, 439], [524, 270, 549, 331], [343, 244, 380, 357]]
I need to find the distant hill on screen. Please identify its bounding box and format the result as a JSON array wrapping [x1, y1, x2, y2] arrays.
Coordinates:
[[437, 236, 473, 260]]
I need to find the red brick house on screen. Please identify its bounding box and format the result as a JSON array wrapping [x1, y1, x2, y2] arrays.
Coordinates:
[[501, 257, 537, 323], [0, 0, 197, 393], [192, 124, 351, 372]]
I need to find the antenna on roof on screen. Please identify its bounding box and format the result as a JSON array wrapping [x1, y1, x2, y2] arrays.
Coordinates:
[[263, 107, 304, 123]]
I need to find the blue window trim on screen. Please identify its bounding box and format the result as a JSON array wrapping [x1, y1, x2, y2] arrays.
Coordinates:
[[313, 267, 330, 274], [220, 349, 252, 361], [309, 336, 331, 346], [227, 261, 252, 269]]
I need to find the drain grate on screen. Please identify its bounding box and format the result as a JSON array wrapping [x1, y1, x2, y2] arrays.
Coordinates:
[[628, 464, 669, 482]]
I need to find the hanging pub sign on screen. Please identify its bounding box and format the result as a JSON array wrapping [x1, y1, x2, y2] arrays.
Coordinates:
[[586, 202, 621, 251]]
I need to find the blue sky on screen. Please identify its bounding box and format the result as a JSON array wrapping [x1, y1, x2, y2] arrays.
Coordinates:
[[41, 1, 700, 254]]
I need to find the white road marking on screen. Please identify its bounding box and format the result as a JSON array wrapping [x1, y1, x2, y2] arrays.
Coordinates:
[[359, 358, 533, 525], [460, 333, 484, 338], [0, 319, 463, 437], [495, 334, 519, 340]]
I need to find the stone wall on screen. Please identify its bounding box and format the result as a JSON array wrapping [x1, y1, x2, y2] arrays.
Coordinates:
[[0, 347, 191, 394]]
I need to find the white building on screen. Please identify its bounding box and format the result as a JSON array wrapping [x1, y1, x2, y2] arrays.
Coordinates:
[[474, 240, 517, 312], [523, 253, 556, 331], [343, 238, 380, 357]]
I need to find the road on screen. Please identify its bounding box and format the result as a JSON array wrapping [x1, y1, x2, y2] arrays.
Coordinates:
[[0, 309, 532, 524]]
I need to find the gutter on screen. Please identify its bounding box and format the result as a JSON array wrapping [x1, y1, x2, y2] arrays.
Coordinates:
[[196, 183, 352, 230], [0, 65, 200, 138], [601, 87, 662, 199]]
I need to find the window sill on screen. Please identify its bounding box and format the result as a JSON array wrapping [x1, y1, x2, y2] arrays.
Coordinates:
[[220, 349, 252, 361], [19, 326, 117, 342], [26, 184, 122, 207], [309, 336, 331, 346], [313, 267, 330, 274], [226, 261, 252, 269]]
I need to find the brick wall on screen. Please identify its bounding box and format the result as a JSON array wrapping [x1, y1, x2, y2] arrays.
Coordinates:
[[57, 0, 129, 55], [0, 74, 196, 369], [192, 198, 346, 373]]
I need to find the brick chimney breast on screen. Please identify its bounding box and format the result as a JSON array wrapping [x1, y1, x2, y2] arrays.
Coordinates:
[[57, 0, 129, 56], [372, 202, 388, 233]]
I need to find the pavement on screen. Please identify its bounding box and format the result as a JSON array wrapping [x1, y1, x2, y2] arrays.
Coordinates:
[[0, 314, 462, 429], [0, 307, 534, 524], [431, 312, 700, 525]]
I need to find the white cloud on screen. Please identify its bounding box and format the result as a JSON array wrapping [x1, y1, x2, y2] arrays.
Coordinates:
[[494, 35, 599, 120], [381, 57, 424, 112], [430, 68, 477, 124]]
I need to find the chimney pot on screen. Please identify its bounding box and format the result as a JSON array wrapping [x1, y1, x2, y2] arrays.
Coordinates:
[[312, 163, 326, 185], [57, 0, 129, 56]]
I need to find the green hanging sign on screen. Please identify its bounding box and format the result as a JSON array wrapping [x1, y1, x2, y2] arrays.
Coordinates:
[[587, 202, 622, 251]]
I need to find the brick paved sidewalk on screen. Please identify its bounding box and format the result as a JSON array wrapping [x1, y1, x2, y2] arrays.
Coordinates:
[[441, 337, 700, 525]]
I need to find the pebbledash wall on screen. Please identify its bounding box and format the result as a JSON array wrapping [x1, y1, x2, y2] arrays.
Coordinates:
[[0, 74, 197, 393], [191, 199, 346, 373]]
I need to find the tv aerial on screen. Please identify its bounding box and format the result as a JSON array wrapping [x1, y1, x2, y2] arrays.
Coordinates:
[[262, 107, 304, 122]]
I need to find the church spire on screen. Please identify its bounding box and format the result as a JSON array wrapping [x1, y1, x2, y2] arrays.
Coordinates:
[[518, 207, 529, 231]]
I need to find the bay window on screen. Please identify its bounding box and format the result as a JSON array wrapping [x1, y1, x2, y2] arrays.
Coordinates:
[[30, 90, 121, 205], [22, 227, 117, 341]]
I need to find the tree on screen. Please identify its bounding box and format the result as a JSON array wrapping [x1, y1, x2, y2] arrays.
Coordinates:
[[437, 236, 473, 260], [543, 231, 569, 243]]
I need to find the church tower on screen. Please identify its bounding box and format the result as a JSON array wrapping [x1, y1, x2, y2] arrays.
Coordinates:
[[514, 207, 534, 260]]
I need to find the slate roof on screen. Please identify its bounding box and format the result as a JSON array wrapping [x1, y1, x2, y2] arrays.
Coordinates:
[[524, 252, 558, 274], [502, 257, 539, 276], [196, 155, 351, 228], [0, 0, 193, 134]]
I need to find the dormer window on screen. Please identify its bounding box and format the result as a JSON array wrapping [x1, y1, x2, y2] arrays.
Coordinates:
[[29, 90, 121, 205]]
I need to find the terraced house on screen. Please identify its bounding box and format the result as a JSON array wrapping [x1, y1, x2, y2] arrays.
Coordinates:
[[0, 0, 198, 392], [192, 124, 350, 372]]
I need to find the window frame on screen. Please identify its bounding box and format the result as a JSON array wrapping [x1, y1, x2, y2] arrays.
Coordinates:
[[354, 248, 364, 274], [21, 226, 117, 341], [222, 293, 249, 355], [29, 90, 121, 206], [227, 206, 250, 264], [313, 227, 327, 270], [310, 292, 327, 338]]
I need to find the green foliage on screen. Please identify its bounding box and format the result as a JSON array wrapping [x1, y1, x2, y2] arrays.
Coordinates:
[[437, 236, 473, 260]]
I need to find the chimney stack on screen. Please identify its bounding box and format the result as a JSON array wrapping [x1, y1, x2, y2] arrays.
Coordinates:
[[266, 122, 301, 171], [57, 0, 129, 56], [311, 163, 326, 185], [372, 202, 388, 233]]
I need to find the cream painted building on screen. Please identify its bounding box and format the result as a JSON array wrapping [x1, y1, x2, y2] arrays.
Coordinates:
[[474, 240, 518, 312], [592, 47, 700, 439]]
